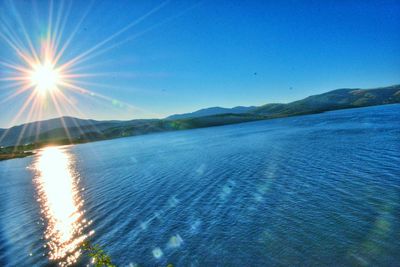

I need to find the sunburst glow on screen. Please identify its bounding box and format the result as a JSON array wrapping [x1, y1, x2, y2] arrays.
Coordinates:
[[0, 0, 158, 136], [30, 61, 61, 94], [0, 2, 177, 264]]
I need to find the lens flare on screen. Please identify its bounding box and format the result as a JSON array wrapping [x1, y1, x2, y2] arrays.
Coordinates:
[[0, 0, 187, 146]]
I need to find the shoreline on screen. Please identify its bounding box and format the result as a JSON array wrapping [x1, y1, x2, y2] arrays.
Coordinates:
[[0, 151, 36, 161], [1, 103, 399, 161]]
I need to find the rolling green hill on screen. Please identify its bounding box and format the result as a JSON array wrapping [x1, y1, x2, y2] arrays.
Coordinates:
[[1, 85, 399, 154], [254, 85, 400, 116]]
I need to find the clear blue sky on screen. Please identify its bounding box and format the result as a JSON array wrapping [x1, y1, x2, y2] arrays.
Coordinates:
[[0, 0, 399, 128]]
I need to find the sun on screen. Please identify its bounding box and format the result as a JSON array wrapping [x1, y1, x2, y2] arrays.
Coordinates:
[[1, 0, 150, 131], [30, 61, 61, 94]]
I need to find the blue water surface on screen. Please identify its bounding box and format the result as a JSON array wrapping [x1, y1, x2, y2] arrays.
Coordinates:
[[1, 104, 400, 266]]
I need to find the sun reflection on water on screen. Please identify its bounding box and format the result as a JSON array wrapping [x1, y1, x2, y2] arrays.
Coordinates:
[[33, 147, 93, 266]]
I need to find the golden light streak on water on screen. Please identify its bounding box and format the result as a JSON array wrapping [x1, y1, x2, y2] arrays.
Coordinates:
[[33, 147, 93, 266]]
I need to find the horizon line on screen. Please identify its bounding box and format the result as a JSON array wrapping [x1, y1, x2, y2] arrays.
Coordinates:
[[2, 83, 399, 130]]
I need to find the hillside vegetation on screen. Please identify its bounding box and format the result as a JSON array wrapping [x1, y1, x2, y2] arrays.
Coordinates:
[[1, 85, 399, 154]]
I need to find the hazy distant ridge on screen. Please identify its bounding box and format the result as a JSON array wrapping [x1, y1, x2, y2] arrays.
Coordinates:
[[1, 85, 399, 146], [166, 106, 257, 120]]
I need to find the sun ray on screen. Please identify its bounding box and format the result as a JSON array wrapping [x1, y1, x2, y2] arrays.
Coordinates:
[[54, 90, 101, 139], [0, 19, 29, 54], [0, 80, 26, 91], [13, 92, 42, 148], [57, 92, 86, 118], [48, 90, 73, 143], [57, 80, 143, 112], [58, 73, 105, 79], [8, 1, 41, 63], [57, 58, 126, 74], [0, 76, 31, 82], [0, 91, 37, 144], [53, 0, 95, 65], [1, 83, 33, 104], [0, 0, 179, 148], [34, 102, 45, 143], [57, 1, 169, 71], [54, 1, 199, 73], [0, 31, 36, 68], [0, 1, 195, 265], [81, 2, 203, 62], [52, 0, 69, 54], [47, 0, 54, 50], [69, 80, 140, 91], [0, 61, 33, 74], [0, 15, 40, 66]]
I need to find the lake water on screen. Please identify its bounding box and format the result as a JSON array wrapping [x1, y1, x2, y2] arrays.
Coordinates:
[[1, 104, 399, 266]]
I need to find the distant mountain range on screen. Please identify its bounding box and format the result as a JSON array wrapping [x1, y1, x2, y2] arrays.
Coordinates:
[[1, 84, 399, 147], [166, 85, 400, 119], [166, 106, 257, 120]]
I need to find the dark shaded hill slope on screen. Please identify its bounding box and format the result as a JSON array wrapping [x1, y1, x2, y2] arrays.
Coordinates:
[[1, 85, 399, 147]]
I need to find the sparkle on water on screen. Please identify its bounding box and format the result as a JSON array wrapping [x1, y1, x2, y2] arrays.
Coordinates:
[[1, 105, 399, 266], [33, 147, 93, 266]]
